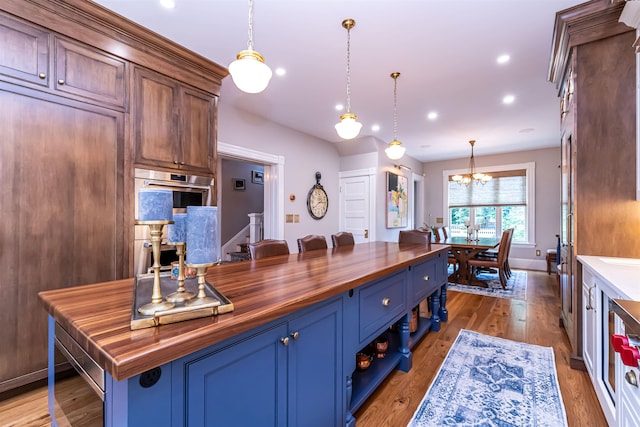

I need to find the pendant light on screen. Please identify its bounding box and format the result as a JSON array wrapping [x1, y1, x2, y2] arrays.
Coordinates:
[[228, 0, 272, 94], [385, 72, 406, 160], [451, 140, 492, 185], [335, 18, 362, 140]]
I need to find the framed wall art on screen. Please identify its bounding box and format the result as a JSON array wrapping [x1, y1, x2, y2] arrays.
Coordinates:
[[386, 171, 408, 228], [252, 170, 264, 184]]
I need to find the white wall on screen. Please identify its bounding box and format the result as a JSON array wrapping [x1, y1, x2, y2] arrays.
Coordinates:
[[218, 103, 340, 252], [422, 147, 561, 269]]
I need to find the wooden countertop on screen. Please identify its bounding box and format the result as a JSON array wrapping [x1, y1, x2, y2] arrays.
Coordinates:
[[39, 242, 449, 381]]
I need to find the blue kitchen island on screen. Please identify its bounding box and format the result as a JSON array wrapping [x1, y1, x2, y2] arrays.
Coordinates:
[[40, 241, 449, 426]]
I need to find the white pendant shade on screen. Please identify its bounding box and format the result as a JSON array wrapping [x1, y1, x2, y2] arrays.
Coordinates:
[[385, 140, 406, 160], [229, 50, 273, 94], [335, 113, 362, 140]]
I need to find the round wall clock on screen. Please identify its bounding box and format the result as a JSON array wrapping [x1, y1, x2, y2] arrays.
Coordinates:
[[307, 171, 328, 220]]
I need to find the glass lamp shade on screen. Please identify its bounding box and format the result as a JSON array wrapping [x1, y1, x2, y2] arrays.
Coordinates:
[[335, 113, 362, 140], [385, 139, 406, 160], [229, 50, 273, 94]]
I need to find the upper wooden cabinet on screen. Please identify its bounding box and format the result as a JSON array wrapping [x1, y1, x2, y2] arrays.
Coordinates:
[[134, 66, 216, 176], [0, 12, 127, 109], [0, 12, 50, 88], [54, 36, 127, 109]]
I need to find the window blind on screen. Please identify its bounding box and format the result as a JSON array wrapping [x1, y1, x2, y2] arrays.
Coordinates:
[[448, 169, 526, 208]]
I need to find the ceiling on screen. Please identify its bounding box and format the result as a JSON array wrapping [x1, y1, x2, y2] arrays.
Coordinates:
[[93, 0, 583, 162]]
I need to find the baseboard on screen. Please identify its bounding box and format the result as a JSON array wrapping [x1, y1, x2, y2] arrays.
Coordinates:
[[509, 257, 547, 272]]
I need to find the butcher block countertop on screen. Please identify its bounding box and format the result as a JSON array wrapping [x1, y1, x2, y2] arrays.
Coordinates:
[[39, 242, 449, 381]]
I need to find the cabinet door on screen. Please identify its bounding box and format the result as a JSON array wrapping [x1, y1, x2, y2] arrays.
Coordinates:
[[54, 36, 127, 108], [180, 86, 215, 175], [185, 323, 288, 427], [133, 67, 179, 170], [288, 298, 343, 427], [0, 12, 50, 87], [0, 90, 124, 391]]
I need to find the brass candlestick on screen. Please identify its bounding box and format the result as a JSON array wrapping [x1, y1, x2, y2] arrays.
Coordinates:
[[166, 242, 195, 303], [136, 220, 175, 315], [184, 262, 217, 307]]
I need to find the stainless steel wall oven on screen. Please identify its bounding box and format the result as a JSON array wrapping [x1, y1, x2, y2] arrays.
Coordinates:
[[134, 168, 214, 276]]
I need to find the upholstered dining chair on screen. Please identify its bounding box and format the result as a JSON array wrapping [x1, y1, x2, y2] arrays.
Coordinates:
[[467, 228, 513, 289], [398, 229, 431, 245], [248, 239, 290, 260], [297, 234, 328, 252], [331, 232, 355, 248]]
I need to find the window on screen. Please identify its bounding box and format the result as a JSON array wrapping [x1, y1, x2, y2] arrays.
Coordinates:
[[443, 162, 535, 244]]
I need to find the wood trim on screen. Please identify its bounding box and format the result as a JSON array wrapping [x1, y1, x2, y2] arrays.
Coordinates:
[[548, 0, 631, 90], [0, 0, 228, 94]]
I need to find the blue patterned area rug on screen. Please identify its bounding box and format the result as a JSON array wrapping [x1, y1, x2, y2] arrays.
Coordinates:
[[408, 330, 568, 427], [447, 269, 527, 301]]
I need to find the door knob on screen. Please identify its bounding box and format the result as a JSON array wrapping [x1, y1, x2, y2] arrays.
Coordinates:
[[364, 229, 369, 239]]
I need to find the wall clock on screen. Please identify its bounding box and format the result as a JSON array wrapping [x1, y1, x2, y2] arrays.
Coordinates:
[[307, 171, 328, 220]]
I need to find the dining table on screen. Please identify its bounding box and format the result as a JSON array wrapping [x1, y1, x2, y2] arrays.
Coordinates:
[[440, 236, 501, 287]]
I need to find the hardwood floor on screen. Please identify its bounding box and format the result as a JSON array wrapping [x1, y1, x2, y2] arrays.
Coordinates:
[[354, 269, 606, 426], [0, 270, 605, 426]]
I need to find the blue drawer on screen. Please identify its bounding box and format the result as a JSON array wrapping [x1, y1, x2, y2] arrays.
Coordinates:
[[410, 258, 439, 307], [358, 270, 406, 343]]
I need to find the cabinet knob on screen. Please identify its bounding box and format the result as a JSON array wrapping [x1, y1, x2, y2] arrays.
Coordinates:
[[173, 160, 178, 164], [423, 275, 430, 281], [382, 297, 391, 307], [625, 370, 639, 388], [280, 337, 290, 346], [290, 331, 299, 340], [57, 79, 65, 85], [180, 162, 185, 165], [38, 72, 46, 79]]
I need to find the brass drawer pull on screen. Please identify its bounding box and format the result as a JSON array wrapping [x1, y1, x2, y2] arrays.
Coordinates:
[[625, 370, 638, 388], [382, 297, 391, 307]]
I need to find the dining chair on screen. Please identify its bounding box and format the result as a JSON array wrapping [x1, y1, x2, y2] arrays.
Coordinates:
[[467, 228, 512, 289], [248, 239, 290, 260], [297, 234, 328, 252], [442, 226, 449, 239], [398, 229, 431, 245], [331, 232, 355, 248]]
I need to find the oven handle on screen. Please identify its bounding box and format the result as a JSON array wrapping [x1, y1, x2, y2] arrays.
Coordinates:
[[144, 179, 211, 191]]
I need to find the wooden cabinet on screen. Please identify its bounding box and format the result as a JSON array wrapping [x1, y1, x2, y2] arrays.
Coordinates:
[[0, 12, 50, 88], [134, 66, 216, 176], [53, 36, 127, 108], [181, 297, 343, 427], [548, 0, 639, 369], [0, 89, 124, 392], [0, 12, 127, 109], [0, 0, 225, 394]]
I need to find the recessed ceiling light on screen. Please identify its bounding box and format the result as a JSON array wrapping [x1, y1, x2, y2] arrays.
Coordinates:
[[427, 111, 438, 120], [371, 124, 380, 132], [335, 104, 344, 111], [497, 54, 510, 64], [275, 68, 286, 76], [503, 94, 515, 104], [160, 0, 175, 9]]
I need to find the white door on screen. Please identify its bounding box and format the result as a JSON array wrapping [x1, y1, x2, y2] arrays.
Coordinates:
[[339, 173, 372, 243]]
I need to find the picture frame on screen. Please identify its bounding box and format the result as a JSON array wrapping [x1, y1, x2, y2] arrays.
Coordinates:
[[233, 178, 246, 191], [386, 171, 408, 228], [252, 170, 264, 185]]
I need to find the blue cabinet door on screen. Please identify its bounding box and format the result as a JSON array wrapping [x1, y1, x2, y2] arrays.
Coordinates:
[[184, 323, 288, 427], [287, 298, 343, 427]]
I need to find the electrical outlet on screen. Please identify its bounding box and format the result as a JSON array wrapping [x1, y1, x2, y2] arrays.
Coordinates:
[[436, 217, 443, 223], [286, 214, 294, 223], [294, 214, 299, 223], [535, 249, 541, 257]]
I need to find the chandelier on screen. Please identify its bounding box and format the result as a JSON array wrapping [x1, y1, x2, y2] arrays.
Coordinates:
[[385, 72, 406, 160], [335, 18, 362, 140], [228, 0, 272, 94], [452, 140, 491, 185]]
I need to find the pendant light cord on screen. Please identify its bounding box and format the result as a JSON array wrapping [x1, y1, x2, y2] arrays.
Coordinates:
[[247, 0, 255, 51], [393, 74, 399, 140], [345, 25, 352, 114]]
